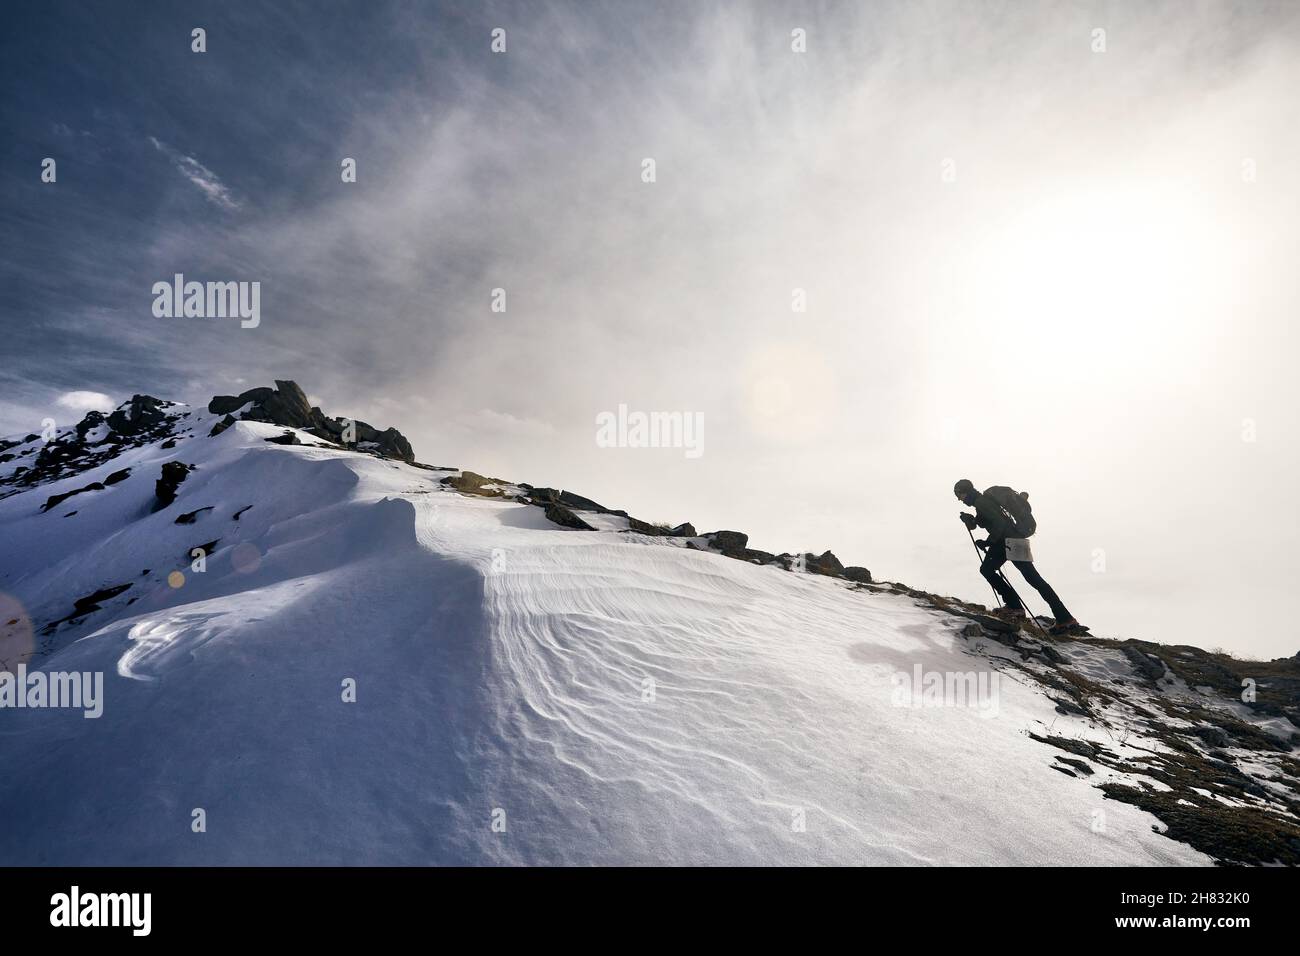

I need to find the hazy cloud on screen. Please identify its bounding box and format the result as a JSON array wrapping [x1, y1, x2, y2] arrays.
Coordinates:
[[149, 136, 241, 210], [55, 390, 115, 415]]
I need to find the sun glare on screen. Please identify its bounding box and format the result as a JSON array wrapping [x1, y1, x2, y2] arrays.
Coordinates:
[[963, 185, 1222, 378]]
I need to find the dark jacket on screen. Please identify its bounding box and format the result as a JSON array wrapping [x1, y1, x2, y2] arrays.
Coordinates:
[[970, 490, 1018, 544]]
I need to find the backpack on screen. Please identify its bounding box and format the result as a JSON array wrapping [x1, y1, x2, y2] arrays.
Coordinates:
[[985, 486, 1037, 537]]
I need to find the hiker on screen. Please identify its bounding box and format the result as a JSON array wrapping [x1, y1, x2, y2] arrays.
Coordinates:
[[953, 479, 1085, 636]]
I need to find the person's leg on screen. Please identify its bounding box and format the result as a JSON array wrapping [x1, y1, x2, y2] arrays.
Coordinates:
[[980, 543, 1022, 609], [1012, 560, 1073, 622]]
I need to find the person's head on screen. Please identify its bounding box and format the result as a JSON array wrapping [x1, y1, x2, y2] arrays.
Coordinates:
[[953, 478, 977, 506]]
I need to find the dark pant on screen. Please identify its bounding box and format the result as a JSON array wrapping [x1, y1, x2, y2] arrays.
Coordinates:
[[980, 540, 1073, 622]]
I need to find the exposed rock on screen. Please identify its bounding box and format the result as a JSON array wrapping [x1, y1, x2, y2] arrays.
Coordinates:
[[74, 410, 108, 441], [175, 506, 214, 525], [209, 415, 237, 437], [1052, 697, 1090, 717], [544, 503, 595, 531], [722, 547, 778, 565], [842, 566, 873, 584], [669, 522, 696, 537], [358, 424, 414, 463], [1123, 645, 1167, 682], [106, 395, 171, 436], [103, 468, 131, 485], [804, 550, 844, 576], [188, 539, 220, 561], [264, 431, 301, 446], [443, 471, 506, 497], [40, 481, 105, 513], [1037, 644, 1066, 664], [153, 461, 192, 511], [626, 517, 673, 536], [41, 582, 134, 633], [1056, 756, 1094, 776], [961, 622, 985, 638], [707, 530, 748, 552], [258, 380, 314, 427], [528, 487, 605, 512], [232, 505, 253, 521], [209, 380, 416, 462], [1192, 725, 1232, 749], [207, 387, 274, 415]]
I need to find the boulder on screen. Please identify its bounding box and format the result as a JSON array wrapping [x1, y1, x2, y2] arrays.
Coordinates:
[[805, 550, 844, 576], [372, 426, 414, 463], [544, 503, 594, 531], [1122, 645, 1166, 682], [707, 530, 748, 552], [528, 488, 605, 512], [250, 380, 315, 429], [443, 471, 505, 496], [721, 547, 778, 565], [842, 566, 872, 584], [669, 522, 697, 537]]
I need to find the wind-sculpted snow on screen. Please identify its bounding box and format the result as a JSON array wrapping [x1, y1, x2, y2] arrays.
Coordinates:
[[0, 412, 1210, 864]]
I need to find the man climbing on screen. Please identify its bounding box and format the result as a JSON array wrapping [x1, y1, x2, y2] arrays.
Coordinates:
[[953, 478, 1086, 636]]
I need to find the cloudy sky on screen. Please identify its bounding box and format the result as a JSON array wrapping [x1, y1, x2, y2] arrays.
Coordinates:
[[3, 1, 1298, 657]]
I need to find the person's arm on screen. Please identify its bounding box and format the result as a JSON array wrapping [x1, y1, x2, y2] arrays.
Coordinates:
[[974, 494, 1012, 542]]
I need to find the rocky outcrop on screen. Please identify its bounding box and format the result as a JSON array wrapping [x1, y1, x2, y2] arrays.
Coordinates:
[[706, 530, 748, 552], [153, 461, 191, 511], [40, 481, 105, 514], [804, 550, 845, 576], [1123, 645, 1167, 683], [527, 488, 606, 513], [3, 396, 187, 501], [442, 471, 507, 497], [208, 380, 416, 463], [106, 395, 173, 437], [544, 503, 595, 531]]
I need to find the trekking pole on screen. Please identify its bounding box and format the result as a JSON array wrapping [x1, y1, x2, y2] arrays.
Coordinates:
[[966, 524, 1050, 639], [966, 527, 1002, 608], [994, 567, 1050, 640]]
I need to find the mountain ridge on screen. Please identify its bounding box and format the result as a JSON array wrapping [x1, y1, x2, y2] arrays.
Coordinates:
[[1, 380, 1297, 865]]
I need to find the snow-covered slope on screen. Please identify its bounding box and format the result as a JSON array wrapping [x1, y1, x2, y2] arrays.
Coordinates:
[[0, 394, 1286, 865]]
